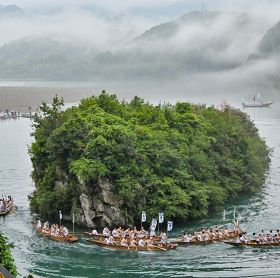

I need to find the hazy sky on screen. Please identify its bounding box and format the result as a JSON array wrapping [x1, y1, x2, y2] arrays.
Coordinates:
[[2, 0, 280, 20]]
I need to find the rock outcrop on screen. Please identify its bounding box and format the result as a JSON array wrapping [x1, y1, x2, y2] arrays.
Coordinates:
[[69, 177, 131, 228]]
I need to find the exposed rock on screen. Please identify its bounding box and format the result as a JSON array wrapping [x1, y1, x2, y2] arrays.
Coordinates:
[[70, 177, 130, 228]]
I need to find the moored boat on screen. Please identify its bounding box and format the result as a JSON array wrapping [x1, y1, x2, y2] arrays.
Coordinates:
[[86, 239, 177, 251], [242, 94, 274, 108], [33, 224, 79, 243]]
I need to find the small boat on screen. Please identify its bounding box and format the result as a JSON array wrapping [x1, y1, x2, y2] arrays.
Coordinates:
[[242, 94, 274, 108], [171, 232, 243, 246], [224, 241, 280, 247], [0, 201, 14, 216], [33, 224, 79, 243], [86, 239, 177, 251]]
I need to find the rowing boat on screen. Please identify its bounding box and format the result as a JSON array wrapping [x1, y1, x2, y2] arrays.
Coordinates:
[[0, 201, 14, 216], [33, 224, 79, 243], [86, 239, 177, 251], [224, 241, 280, 247], [171, 233, 242, 246], [84, 232, 161, 241]]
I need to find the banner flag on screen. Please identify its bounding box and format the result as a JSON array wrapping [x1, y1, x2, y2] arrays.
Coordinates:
[[150, 218, 157, 231], [72, 213, 75, 224], [167, 221, 173, 232], [223, 210, 226, 221], [59, 211, 63, 220], [141, 211, 146, 222], [159, 212, 164, 224]]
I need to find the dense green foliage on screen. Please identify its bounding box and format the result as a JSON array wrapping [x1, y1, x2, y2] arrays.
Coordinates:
[[0, 232, 17, 275], [29, 92, 270, 223]]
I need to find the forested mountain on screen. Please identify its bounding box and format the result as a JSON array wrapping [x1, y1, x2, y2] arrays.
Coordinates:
[[0, 11, 268, 81], [259, 21, 280, 55]]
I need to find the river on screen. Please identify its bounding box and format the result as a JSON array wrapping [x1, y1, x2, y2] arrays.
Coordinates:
[[0, 108, 279, 278]]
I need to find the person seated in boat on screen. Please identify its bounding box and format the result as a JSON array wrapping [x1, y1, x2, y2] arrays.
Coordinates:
[[43, 221, 49, 231], [36, 219, 42, 229], [0, 200, 6, 211], [103, 227, 111, 237], [104, 237, 110, 244], [201, 231, 208, 241], [239, 233, 249, 243], [184, 233, 192, 242], [63, 226, 69, 237], [138, 238, 146, 247], [252, 233, 260, 243], [223, 227, 229, 237], [120, 237, 128, 247], [146, 237, 154, 247], [108, 235, 115, 244], [111, 228, 118, 237], [130, 238, 137, 247], [182, 232, 189, 242], [91, 229, 98, 235], [50, 224, 56, 236]]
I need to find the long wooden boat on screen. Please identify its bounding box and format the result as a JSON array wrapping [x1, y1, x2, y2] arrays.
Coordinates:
[[33, 224, 79, 243], [0, 201, 14, 216], [224, 241, 280, 247], [171, 233, 242, 246], [86, 239, 177, 251], [84, 232, 161, 241]]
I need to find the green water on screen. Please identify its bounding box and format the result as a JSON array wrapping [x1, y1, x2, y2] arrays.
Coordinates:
[[0, 112, 279, 278]]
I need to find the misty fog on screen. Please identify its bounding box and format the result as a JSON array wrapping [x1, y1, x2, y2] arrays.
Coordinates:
[[0, 0, 280, 110]]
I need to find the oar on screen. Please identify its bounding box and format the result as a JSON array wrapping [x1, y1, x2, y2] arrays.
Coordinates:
[[155, 245, 167, 251]]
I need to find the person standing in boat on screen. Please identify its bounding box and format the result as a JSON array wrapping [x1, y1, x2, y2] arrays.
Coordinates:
[[63, 226, 69, 237], [160, 232, 167, 244], [36, 219, 42, 229]]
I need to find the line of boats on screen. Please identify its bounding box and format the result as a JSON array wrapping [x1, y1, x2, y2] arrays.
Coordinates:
[[3, 200, 280, 251]]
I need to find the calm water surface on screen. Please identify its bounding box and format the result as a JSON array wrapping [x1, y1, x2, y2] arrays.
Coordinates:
[[0, 111, 279, 278]]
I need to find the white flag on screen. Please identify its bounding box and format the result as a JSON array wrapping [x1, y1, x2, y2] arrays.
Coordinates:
[[72, 213, 75, 224], [159, 212, 164, 224], [150, 218, 157, 231], [223, 210, 226, 221], [59, 211, 63, 220], [167, 221, 173, 232], [141, 211, 146, 222], [233, 208, 236, 219]]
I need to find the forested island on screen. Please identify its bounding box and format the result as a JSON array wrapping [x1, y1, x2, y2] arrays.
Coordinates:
[[29, 92, 270, 227]]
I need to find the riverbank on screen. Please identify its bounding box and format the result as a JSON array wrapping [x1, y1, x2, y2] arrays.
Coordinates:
[[0, 86, 94, 112]]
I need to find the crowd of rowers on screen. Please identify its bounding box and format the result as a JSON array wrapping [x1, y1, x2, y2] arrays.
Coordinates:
[[36, 220, 69, 238], [90, 226, 168, 247], [180, 226, 241, 242], [237, 230, 280, 244], [0, 196, 12, 211]]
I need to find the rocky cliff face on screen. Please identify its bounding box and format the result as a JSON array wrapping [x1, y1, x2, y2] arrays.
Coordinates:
[[62, 177, 132, 228]]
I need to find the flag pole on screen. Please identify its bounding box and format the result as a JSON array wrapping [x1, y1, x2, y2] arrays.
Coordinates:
[[72, 213, 75, 235]]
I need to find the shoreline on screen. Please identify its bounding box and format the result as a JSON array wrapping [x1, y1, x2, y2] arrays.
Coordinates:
[[0, 86, 97, 112]]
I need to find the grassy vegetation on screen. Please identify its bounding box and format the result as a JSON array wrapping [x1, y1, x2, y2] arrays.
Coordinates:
[[0, 232, 17, 276]]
